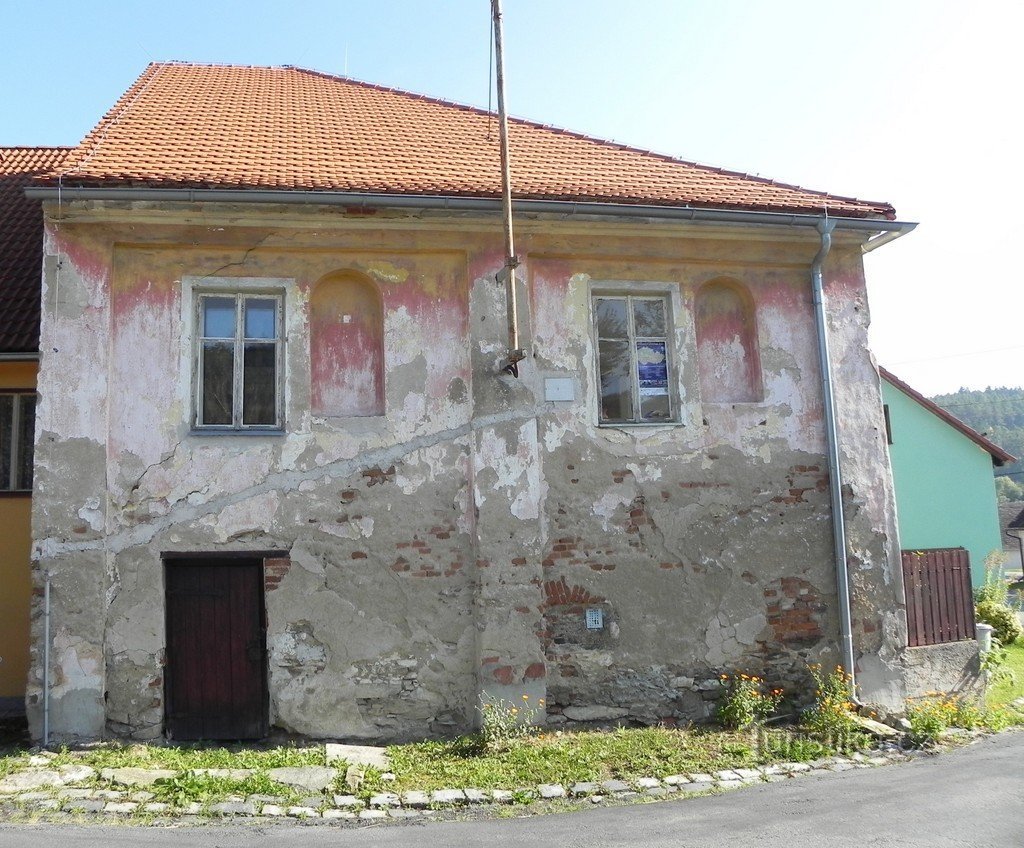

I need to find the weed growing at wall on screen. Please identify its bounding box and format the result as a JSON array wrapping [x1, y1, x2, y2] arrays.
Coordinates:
[[478, 694, 544, 753], [715, 673, 783, 730], [905, 694, 1020, 746], [799, 665, 869, 751]]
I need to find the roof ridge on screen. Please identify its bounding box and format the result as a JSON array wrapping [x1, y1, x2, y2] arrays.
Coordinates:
[[0, 146, 76, 152]]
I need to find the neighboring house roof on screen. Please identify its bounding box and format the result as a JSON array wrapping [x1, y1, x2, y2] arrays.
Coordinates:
[[1009, 507, 1024, 535], [1000, 501, 1024, 538], [880, 367, 1017, 467], [0, 146, 72, 353], [41, 62, 895, 219]]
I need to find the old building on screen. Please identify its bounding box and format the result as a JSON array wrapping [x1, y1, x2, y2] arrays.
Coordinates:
[[21, 63, 973, 742]]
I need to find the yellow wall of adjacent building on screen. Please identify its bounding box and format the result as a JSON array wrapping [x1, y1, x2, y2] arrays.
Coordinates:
[[0, 360, 36, 702]]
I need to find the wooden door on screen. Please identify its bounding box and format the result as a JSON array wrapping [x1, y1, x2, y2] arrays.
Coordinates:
[[165, 558, 268, 740]]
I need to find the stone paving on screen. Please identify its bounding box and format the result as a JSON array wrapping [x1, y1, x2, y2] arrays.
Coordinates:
[[0, 744, 940, 824]]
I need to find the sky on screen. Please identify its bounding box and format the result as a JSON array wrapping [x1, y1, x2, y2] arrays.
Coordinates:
[[2, 0, 1021, 396]]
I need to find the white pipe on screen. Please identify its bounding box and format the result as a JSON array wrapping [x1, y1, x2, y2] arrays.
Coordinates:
[[43, 575, 51, 747], [810, 219, 860, 703]]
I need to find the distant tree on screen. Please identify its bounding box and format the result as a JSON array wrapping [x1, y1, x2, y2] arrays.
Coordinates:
[[995, 476, 1024, 503]]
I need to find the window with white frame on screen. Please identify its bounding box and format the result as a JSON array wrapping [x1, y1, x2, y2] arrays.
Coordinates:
[[0, 392, 37, 491], [593, 294, 675, 424], [195, 293, 284, 430]]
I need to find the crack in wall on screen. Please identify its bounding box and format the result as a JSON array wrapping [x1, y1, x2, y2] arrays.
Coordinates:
[[37, 404, 551, 559]]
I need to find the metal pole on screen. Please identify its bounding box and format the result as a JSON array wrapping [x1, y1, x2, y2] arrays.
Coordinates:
[[491, 0, 525, 376]]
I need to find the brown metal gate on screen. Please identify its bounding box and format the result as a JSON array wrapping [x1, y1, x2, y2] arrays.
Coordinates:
[[164, 558, 268, 740], [901, 548, 975, 647]]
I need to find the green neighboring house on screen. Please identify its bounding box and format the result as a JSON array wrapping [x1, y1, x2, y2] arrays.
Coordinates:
[[880, 368, 1015, 586]]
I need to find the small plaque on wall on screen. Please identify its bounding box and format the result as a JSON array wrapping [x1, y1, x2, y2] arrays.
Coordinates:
[[585, 608, 604, 630], [545, 378, 575, 402]]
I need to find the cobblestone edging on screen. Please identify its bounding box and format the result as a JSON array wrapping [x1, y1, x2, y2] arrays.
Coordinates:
[[0, 745, 940, 824]]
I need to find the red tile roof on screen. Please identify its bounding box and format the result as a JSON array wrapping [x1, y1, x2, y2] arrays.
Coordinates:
[[880, 367, 1017, 467], [0, 147, 72, 353], [45, 63, 895, 219]]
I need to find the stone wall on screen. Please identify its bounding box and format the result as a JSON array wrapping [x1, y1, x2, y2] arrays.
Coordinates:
[[27, 202, 912, 741]]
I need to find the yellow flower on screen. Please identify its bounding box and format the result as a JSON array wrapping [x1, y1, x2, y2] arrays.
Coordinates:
[[538, 699, 546, 706], [522, 695, 530, 701]]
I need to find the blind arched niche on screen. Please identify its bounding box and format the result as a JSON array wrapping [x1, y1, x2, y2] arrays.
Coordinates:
[[309, 270, 384, 417], [695, 279, 762, 403]]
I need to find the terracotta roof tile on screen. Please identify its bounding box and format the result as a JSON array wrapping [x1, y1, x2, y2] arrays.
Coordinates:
[[0, 146, 72, 352], [45, 63, 895, 218]]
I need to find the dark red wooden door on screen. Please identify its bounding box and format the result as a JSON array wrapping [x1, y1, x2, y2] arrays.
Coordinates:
[[165, 559, 268, 740]]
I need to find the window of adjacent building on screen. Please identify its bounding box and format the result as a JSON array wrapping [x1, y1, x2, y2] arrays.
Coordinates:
[[0, 393, 37, 492], [593, 294, 674, 423], [195, 293, 284, 430]]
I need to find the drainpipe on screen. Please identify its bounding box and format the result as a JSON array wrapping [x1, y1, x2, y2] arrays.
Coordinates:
[[490, 0, 526, 377], [43, 574, 51, 747], [810, 218, 859, 702]]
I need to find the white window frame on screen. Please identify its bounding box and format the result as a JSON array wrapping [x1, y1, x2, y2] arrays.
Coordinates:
[[0, 391, 37, 492], [193, 291, 286, 432], [591, 290, 678, 425]]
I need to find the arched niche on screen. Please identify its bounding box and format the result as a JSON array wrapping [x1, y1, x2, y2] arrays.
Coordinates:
[[695, 279, 762, 403], [309, 270, 384, 417]]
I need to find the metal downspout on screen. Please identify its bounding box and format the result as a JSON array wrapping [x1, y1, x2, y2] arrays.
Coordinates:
[[810, 218, 859, 700]]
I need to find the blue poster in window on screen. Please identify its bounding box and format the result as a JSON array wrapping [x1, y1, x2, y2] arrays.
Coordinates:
[[636, 342, 668, 396]]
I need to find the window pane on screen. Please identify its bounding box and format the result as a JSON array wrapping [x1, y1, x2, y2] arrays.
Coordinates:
[[202, 341, 234, 424], [595, 298, 628, 339], [17, 395, 36, 490], [243, 342, 277, 425], [244, 298, 277, 340], [0, 395, 12, 489], [598, 339, 632, 421], [202, 297, 236, 338], [633, 299, 666, 337], [637, 341, 671, 420]]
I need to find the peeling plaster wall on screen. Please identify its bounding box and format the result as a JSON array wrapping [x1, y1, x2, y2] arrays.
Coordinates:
[[28, 204, 922, 742]]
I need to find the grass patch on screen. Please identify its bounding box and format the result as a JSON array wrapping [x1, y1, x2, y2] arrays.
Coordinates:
[[987, 638, 1024, 707], [43, 742, 325, 772], [372, 726, 833, 794], [149, 770, 302, 806]]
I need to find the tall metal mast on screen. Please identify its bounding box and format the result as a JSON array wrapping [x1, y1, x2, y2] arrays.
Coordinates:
[[491, 0, 525, 377]]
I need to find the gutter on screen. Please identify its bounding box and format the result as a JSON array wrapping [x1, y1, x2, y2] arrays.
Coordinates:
[[810, 218, 860, 704], [0, 352, 40, 362], [25, 186, 916, 249]]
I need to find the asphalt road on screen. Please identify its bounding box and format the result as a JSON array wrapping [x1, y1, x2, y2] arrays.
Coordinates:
[[2, 731, 1022, 847]]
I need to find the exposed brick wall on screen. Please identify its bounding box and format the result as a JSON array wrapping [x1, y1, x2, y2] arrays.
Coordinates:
[[264, 557, 291, 592], [764, 576, 826, 646]]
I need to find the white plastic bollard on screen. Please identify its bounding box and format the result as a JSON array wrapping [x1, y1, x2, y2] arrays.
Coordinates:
[[976, 622, 994, 653]]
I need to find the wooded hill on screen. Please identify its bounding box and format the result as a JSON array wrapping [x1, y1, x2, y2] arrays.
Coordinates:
[[930, 386, 1024, 500]]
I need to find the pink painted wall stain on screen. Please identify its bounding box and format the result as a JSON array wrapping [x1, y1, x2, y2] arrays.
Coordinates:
[[310, 273, 384, 417], [696, 280, 761, 403]]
